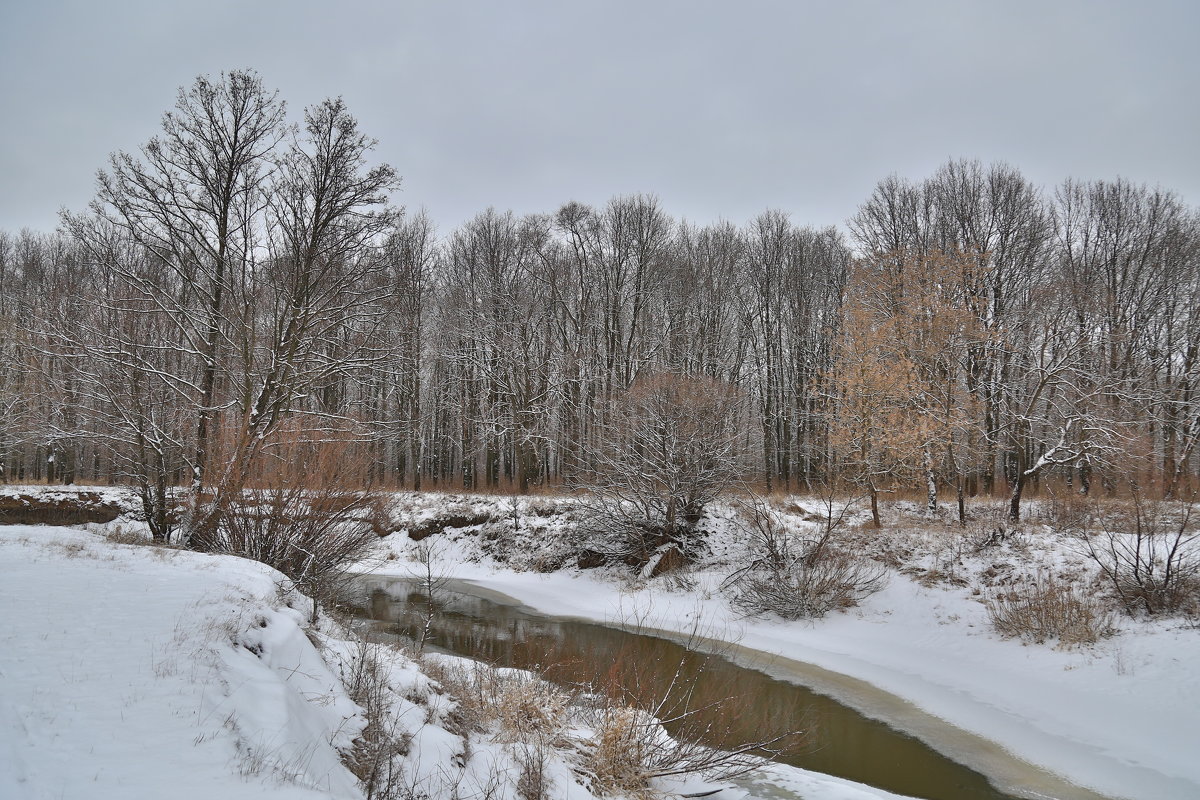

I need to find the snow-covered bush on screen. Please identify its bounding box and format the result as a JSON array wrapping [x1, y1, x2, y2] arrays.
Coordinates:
[[725, 500, 886, 619], [340, 642, 415, 799], [217, 487, 383, 614], [732, 555, 889, 620]]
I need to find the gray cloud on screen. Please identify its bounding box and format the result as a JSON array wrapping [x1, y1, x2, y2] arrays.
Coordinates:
[[2, 0, 1197, 236]]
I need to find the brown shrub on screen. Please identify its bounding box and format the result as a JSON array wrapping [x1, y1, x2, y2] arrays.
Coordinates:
[[587, 708, 653, 799], [208, 430, 386, 616], [986, 574, 1115, 647]]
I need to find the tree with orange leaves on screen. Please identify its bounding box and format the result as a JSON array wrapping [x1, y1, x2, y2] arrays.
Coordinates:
[[830, 249, 987, 525]]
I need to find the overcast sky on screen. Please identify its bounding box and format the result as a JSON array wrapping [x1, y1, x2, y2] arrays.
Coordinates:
[[2, 0, 1197, 237]]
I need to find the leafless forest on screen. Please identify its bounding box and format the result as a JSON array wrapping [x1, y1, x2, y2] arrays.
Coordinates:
[[2, 71, 1198, 532]]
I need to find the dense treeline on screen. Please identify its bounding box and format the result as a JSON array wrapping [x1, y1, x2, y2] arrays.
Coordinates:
[[1, 72, 1198, 526]]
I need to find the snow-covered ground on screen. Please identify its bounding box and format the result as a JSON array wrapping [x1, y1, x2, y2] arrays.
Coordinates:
[[1, 504, 925, 800], [360, 492, 1200, 800], [0, 523, 364, 800]]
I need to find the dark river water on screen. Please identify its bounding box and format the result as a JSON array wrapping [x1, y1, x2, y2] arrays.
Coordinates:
[[343, 576, 1105, 800]]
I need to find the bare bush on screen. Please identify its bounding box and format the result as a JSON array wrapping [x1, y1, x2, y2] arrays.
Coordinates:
[[515, 741, 553, 800], [986, 573, 1115, 646], [212, 431, 386, 615], [964, 504, 1025, 551], [1075, 493, 1200, 616], [409, 540, 452, 653], [725, 498, 887, 619], [731, 555, 888, 620], [574, 373, 751, 571]]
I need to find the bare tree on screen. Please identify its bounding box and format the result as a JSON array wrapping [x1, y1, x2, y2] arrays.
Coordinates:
[[1001, 299, 1139, 521], [60, 74, 400, 546], [435, 209, 558, 491], [188, 96, 400, 546], [372, 211, 437, 488], [0, 231, 38, 482], [56, 240, 194, 539], [10, 140, 1200, 509], [71, 70, 287, 494]]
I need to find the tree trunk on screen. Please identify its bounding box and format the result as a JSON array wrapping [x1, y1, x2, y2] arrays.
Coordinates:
[[924, 449, 937, 516], [956, 476, 966, 526], [1008, 473, 1025, 521]]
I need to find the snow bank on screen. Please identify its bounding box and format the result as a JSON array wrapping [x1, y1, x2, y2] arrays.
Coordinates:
[[0, 524, 364, 799]]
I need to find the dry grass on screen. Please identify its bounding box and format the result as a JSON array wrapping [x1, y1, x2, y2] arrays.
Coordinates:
[[102, 524, 152, 546], [986, 573, 1115, 647], [419, 657, 574, 746], [340, 642, 414, 800], [49, 539, 92, 559], [586, 707, 655, 799]]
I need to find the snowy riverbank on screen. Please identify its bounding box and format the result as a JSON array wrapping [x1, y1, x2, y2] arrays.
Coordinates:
[[1, 518, 922, 800], [360, 492, 1200, 800]]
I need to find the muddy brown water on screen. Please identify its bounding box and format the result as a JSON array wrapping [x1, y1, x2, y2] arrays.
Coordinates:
[[345, 576, 1112, 800]]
